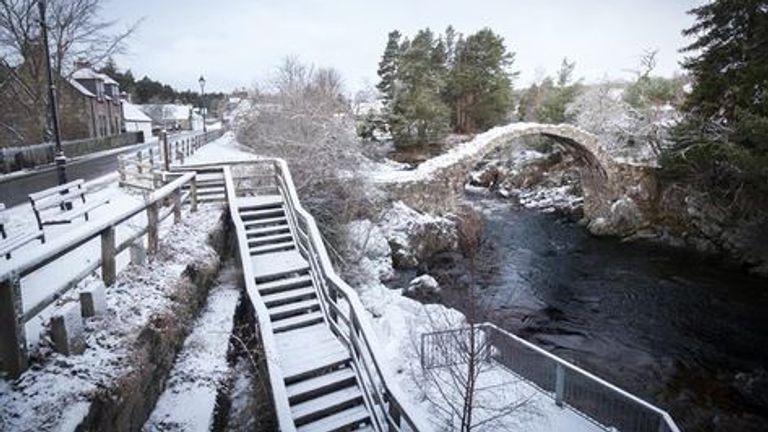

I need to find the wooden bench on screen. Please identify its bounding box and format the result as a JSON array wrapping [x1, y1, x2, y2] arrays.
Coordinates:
[[0, 203, 45, 259], [28, 180, 110, 230]]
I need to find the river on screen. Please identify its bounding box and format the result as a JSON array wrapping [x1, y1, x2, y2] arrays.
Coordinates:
[[445, 196, 768, 432]]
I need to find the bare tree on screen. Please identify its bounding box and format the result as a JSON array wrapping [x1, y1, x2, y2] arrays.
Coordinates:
[[0, 0, 139, 144], [237, 57, 377, 243], [417, 206, 535, 431]]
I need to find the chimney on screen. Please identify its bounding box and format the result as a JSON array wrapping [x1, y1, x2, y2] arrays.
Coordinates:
[[74, 58, 91, 70]]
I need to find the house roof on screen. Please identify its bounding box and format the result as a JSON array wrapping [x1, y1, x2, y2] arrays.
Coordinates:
[[139, 104, 192, 122], [71, 67, 119, 85], [67, 78, 95, 98], [122, 101, 152, 122]]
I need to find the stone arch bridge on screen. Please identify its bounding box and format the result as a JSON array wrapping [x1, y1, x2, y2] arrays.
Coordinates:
[[376, 122, 658, 234]]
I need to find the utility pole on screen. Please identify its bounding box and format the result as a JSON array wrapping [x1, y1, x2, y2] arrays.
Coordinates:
[[38, 0, 67, 186]]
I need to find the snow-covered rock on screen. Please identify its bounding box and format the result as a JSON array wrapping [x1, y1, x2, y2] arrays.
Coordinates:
[[379, 202, 458, 269], [404, 274, 441, 301], [343, 220, 395, 282]]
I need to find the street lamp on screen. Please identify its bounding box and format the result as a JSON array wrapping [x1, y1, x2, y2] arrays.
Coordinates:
[[198, 75, 207, 132], [38, 0, 67, 186]]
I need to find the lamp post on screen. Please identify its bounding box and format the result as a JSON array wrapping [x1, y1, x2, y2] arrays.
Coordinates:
[[198, 75, 207, 132], [38, 0, 67, 185]]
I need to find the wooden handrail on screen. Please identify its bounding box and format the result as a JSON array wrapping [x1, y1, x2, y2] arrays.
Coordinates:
[[0, 172, 198, 378]]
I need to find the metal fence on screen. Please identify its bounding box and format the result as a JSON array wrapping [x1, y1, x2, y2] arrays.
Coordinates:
[[421, 323, 681, 432]]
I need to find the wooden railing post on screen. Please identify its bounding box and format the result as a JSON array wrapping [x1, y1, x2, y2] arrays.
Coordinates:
[[173, 188, 182, 224], [101, 226, 116, 286], [162, 130, 170, 172], [147, 202, 159, 255], [137, 150, 144, 174], [190, 176, 198, 212], [0, 274, 28, 377]]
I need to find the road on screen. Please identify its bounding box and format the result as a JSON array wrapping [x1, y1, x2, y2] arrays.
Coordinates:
[[0, 131, 197, 207]]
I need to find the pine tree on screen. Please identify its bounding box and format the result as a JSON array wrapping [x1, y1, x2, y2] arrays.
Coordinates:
[[376, 30, 402, 104], [389, 29, 450, 147], [681, 0, 768, 124], [446, 28, 516, 133]]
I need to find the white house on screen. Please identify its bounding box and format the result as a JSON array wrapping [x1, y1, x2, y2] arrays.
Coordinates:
[[122, 101, 153, 140]]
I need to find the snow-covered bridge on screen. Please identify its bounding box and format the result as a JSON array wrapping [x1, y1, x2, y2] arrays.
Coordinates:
[[374, 122, 658, 230]]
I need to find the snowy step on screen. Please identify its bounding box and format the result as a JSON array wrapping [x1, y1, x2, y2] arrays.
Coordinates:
[[198, 193, 226, 202], [269, 299, 320, 320], [262, 287, 316, 307], [250, 241, 295, 255], [257, 274, 313, 295], [237, 195, 283, 210], [287, 368, 357, 404], [197, 186, 226, 195], [247, 225, 290, 238], [240, 207, 285, 220], [272, 311, 324, 333], [251, 250, 310, 282], [296, 405, 370, 432], [291, 386, 363, 426], [277, 325, 351, 382], [245, 216, 288, 228], [248, 233, 293, 247]]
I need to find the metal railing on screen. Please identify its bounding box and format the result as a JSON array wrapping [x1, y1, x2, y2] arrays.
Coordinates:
[[219, 159, 430, 432], [421, 324, 681, 432], [0, 172, 199, 378]]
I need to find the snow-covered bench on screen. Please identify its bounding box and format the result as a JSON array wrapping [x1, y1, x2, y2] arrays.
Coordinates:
[[0, 203, 45, 259], [29, 179, 110, 230]]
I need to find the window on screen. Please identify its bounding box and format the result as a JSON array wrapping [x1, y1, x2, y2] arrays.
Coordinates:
[[96, 81, 104, 101]]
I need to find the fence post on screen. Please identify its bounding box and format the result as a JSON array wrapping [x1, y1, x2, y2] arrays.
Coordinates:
[[101, 226, 116, 286], [162, 130, 170, 172], [0, 274, 28, 377], [555, 363, 565, 407], [190, 176, 198, 212], [420, 333, 427, 370], [173, 189, 182, 224], [137, 150, 144, 174], [147, 202, 159, 255]]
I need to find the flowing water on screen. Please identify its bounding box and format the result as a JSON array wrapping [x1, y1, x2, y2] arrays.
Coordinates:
[[451, 197, 768, 432]]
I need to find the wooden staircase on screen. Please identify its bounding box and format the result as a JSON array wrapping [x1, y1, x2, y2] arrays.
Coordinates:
[[239, 195, 373, 432]]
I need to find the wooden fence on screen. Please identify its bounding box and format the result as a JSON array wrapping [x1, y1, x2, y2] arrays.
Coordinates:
[[0, 171, 205, 377]]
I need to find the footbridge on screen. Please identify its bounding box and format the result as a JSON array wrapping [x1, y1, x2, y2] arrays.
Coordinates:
[[217, 160, 428, 431]]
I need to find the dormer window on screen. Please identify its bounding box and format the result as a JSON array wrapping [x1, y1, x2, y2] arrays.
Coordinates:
[[96, 80, 104, 100]]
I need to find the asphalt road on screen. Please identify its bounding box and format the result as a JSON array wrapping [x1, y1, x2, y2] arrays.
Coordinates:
[[0, 132, 194, 207]]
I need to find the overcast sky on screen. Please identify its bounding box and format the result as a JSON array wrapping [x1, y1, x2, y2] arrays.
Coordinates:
[[103, 0, 705, 94]]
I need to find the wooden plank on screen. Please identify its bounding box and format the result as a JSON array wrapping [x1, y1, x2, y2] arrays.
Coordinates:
[[28, 179, 84, 201]]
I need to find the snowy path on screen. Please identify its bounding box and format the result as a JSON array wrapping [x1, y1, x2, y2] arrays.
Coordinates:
[[144, 265, 241, 432]]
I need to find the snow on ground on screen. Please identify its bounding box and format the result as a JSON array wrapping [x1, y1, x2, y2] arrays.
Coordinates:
[[144, 265, 240, 432], [184, 131, 258, 165], [0, 206, 222, 432], [343, 216, 603, 432]]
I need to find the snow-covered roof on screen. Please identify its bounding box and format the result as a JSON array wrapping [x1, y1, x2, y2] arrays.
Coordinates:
[[67, 78, 95, 98], [122, 101, 152, 122], [71, 67, 119, 85], [140, 104, 193, 122]]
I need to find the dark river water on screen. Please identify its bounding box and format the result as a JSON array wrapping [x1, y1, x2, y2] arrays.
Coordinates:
[[450, 197, 768, 432]]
